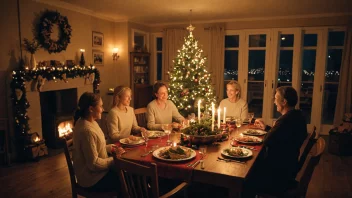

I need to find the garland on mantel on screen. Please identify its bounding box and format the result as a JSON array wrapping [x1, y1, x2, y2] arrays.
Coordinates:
[[10, 65, 101, 148]]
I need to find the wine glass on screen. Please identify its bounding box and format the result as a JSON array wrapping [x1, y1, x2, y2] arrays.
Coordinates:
[[141, 129, 149, 149], [235, 118, 242, 135], [248, 113, 254, 124], [162, 124, 172, 144]]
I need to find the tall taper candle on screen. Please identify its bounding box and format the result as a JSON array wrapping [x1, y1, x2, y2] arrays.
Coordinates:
[[223, 107, 226, 124], [198, 100, 201, 123], [217, 108, 221, 129], [211, 102, 215, 131]]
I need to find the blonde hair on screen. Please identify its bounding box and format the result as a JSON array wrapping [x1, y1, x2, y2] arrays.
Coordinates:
[[227, 80, 241, 98], [112, 86, 131, 107]]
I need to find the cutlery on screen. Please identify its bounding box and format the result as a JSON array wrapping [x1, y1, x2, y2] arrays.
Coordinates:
[[141, 149, 154, 157], [217, 157, 246, 164], [187, 155, 205, 167], [239, 146, 257, 151], [191, 160, 201, 168]]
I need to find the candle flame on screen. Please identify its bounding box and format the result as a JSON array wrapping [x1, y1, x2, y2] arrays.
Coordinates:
[[34, 136, 40, 142]]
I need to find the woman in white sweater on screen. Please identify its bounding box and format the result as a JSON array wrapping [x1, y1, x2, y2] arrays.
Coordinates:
[[106, 86, 146, 143], [72, 92, 124, 192], [147, 81, 185, 130], [219, 80, 248, 121]]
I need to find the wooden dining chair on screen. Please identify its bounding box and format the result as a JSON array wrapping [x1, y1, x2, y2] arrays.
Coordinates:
[[297, 126, 317, 172], [113, 156, 189, 198], [258, 137, 325, 198], [134, 107, 148, 128], [63, 138, 117, 198]]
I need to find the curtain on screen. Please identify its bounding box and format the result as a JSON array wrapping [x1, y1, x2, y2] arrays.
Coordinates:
[[208, 26, 225, 101], [333, 27, 352, 126], [162, 28, 187, 81]]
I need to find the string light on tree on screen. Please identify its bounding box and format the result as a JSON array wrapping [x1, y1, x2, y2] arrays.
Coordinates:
[[168, 15, 216, 117]]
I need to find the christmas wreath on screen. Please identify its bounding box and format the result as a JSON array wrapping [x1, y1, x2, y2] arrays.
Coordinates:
[[36, 10, 72, 54]]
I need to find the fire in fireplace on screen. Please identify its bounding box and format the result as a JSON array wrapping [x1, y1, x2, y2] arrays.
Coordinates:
[[40, 88, 77, 148]]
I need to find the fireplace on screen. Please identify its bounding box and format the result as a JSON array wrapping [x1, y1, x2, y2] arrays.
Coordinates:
[[40, 88, 77, 148]]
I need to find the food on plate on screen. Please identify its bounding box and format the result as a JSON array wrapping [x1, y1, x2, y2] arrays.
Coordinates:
[[148, 131, 164, 138], [158, 146, 192, 160], [224, 148, 248, 157], [235, 136, 262, 143], [243, 129, 265, 135], [124, 136, 141, 144], [248, 125, 262, 129]]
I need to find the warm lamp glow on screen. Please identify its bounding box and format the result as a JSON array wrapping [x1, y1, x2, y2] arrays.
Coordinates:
[[80, 49, 85, 52], [113, 48, 119, 61]]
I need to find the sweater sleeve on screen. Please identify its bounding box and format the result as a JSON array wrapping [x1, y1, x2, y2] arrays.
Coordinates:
[[263, 118, 283, 147], [131, 111, 141, 134], [147, 103, 162, 130], [241, 101, 248, 121], [171, 101, 184, 122], [81, 130, 113, 171], [106, 110, 122, 142]]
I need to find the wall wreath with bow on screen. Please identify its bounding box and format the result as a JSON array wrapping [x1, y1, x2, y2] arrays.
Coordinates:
[[36, 10, 72, 54]]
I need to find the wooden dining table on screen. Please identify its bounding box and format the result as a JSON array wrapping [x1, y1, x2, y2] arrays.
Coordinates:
[[116, 125, 265, 198]]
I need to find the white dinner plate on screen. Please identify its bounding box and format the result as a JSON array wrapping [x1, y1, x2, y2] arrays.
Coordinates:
[[119, 137, 145, 146], [152, 146, 196, 162], [221, 147, 253, 159], [242, 129, 267, 136], [147, 131, 166, 139], [234, 136, 263, 144]]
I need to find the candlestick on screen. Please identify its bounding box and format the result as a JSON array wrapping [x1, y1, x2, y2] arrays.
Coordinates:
[[198, 100, 201, 123], [211, 102, 215, 131], [223, 107, 226, 124], [217, 108, 221, 129]]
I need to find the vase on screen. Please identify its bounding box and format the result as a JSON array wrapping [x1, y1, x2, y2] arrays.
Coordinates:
[[30, 53, 37, 69]]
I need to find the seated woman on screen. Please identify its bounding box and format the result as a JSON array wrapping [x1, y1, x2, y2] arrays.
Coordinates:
[[219, 80, 248, 121], [106, 86, 146, 143], [72, 92, 124, 192], [147, 81, 185, 130]]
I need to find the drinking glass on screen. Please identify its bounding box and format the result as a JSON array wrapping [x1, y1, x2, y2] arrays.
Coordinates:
[[199, 145, 207, 157], [162, 124, 172, 144], [235, 118, 242, 135], [248, 113, 254, 124], [141, 130, 149, 149]]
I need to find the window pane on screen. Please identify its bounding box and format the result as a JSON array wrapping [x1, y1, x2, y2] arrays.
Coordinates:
[[157, 38, 162, 51], [224, 50, 238, 80], [328, 31, 345, 46], [225, 35, 239, 48], [304, 34, 317, 47], [248, 50, 265, 81], [326, 49, 342, 82], [302, 50, 316, 82], [300, 49, 316, 124], [157, 53, 162, 80], [278, 50, 293, 82], [249, 35, 266, 47], [280, 34, 294, 47], [248, 82, 264, 118], [322, 83, 338, 124]]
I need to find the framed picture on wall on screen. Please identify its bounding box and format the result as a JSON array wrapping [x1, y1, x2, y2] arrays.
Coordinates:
[[92, 31, 104, 47], [93, 51, 104, 66]]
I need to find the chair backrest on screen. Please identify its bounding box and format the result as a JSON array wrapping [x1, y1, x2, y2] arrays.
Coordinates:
[[298, 126, 317, 172], [63, 138, 78, 196], [113, 155, 159, 198], [135, 108, 148, 128], [295, 137, 325, 197]]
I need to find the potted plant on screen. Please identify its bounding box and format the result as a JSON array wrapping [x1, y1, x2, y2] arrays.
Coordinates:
[[23, 38, 40, 69]]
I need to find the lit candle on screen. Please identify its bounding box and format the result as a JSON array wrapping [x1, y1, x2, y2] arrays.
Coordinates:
[[211, 102, 215, 131], [217, 108, 221, 129], [198, 100, 201, 123], [173, 142, 177, 147], [223, 107, 226, 124], [80, 49, 85, 52]]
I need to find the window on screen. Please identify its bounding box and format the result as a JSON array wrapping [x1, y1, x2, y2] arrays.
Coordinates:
[[224, 35, 240, 97], [156, 37, 163, 81]]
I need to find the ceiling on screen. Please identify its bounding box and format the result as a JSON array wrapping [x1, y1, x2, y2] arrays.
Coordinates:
[[38, 0, 352, 26]]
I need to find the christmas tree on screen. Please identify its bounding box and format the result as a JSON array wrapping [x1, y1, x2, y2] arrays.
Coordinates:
[[168, 24, 217, 117]]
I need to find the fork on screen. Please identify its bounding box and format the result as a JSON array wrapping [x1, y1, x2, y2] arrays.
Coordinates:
[[217, 157, 246, 164]]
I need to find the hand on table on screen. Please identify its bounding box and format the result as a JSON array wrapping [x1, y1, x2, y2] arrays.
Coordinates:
[[254, 119, 265, 130]]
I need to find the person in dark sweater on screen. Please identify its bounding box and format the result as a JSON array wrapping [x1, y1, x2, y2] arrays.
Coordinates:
[[242, 86, 308, 197]]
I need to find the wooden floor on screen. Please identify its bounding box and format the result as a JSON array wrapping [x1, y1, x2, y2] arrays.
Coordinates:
[[0, 136, 351, 198]]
